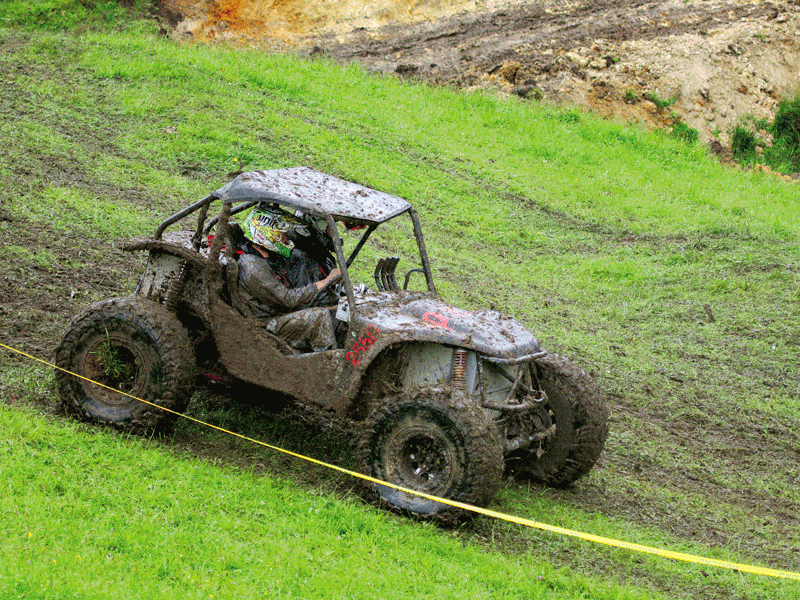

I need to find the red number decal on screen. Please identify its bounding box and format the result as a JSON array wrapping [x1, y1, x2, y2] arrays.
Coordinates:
[[346, 351, 361, 367], [422, 311, 451, 329], [344, 325, 381, 367]]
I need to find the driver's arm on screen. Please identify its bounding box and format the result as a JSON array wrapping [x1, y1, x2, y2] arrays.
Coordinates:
[[315, 268, 341, 291], [239, 254, 319, 312]]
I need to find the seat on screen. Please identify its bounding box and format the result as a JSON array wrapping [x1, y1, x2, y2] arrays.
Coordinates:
[[373, 256, 400, 291]]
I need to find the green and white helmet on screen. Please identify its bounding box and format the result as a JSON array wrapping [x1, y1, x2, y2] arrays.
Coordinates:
[[243, 205, 309, 258]]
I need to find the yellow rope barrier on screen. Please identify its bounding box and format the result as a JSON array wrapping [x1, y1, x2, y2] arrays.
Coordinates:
[[2, 340, 799, 582]]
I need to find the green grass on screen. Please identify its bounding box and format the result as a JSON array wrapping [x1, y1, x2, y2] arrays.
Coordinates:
[[0, 0, 156, 33], [1, 403, 655, 600], [0, 9, 798, 600]]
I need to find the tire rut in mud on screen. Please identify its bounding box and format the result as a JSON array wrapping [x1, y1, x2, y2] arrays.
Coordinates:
[[319, 1, 782, 85]]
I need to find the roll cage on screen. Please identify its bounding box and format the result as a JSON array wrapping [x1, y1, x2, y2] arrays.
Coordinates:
[[152, 166, 437, 316]]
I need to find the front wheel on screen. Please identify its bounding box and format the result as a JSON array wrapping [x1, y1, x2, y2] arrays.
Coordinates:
[[507, 353, 609, 486], [356, 390, 503, 522], [54, 297, 195, 433]]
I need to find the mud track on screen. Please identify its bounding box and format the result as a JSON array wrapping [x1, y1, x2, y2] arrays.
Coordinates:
[[322, 0, 774, 80]]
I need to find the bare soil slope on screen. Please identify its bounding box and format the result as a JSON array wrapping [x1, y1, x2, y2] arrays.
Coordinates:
[[159, 0, 800, 148]]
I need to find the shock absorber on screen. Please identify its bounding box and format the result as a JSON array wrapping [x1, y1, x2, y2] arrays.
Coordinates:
[[452, 348, 468, 391], [163, 260, 188, 310]]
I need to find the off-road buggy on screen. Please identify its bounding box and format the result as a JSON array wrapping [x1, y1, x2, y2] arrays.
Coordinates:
[[55, 167, 609, 519]]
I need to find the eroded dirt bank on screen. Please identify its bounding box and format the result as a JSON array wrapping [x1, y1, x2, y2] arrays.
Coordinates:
[[157, 0, 800, 148]]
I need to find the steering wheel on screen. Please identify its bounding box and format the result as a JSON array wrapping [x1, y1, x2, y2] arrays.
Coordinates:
[[310, 274, 343, 307]]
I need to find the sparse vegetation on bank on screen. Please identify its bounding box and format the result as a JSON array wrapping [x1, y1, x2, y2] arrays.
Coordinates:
[[731, 96, 800, 174]]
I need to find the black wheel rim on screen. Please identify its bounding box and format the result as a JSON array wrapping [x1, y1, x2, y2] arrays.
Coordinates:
[[383, 423, 455, 494]]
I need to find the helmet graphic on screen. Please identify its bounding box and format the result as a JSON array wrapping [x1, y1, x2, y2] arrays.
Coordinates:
[[286, 208, 329, 235], [243, 205, 309, 258]]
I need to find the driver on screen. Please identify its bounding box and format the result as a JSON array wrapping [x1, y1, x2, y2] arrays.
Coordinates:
[[235, 205, 341, 352]]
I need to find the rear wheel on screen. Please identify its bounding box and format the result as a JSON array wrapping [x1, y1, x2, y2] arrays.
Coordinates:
[[356, 390, 502, 522], [54, 297, 195, 433], [507, 353, 609, 486]]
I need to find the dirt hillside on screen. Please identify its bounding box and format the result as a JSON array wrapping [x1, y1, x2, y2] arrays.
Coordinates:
[[157, 0, 800, 150]]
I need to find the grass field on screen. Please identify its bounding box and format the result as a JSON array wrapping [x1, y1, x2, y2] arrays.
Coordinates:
[[1, 3, 798, 599]]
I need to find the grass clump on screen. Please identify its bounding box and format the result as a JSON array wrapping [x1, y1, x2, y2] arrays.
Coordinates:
[[644, 91, 679, 111], [731, 123, 758, 161], [0, 0, 156, 33], [769, 95, 800, 169], [731, 94, 800, 173], [670, 120, 699, 144]]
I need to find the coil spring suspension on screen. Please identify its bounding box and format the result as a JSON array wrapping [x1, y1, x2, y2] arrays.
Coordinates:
[[452, 349, 468, 391], [164, 260, 188, 310]]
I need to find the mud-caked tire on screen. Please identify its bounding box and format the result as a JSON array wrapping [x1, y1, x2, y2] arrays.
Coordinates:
[[508, 353, 609, 487], [356, 390, 503, 522], [54, 297, 195, 433]]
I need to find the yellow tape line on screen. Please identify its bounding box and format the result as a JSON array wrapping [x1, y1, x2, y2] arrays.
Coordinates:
[[2, 340, 799, 582]]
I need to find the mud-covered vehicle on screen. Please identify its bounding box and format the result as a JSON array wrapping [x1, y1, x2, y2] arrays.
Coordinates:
[[55, 167, 608, 519]]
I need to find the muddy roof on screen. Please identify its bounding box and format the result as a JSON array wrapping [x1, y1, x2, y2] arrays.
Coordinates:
[[212, 167, 412, 224]]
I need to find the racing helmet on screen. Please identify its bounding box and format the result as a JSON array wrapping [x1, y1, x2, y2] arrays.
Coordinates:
[[243, 205, 310, 258]]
